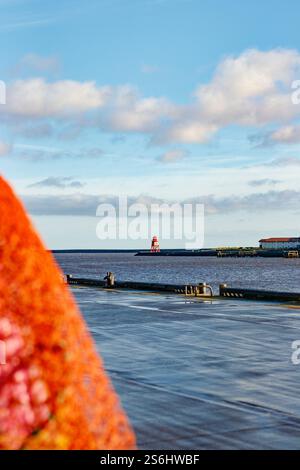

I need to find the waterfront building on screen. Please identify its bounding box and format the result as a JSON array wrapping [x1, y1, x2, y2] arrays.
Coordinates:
[[259, 237, 300, 249]]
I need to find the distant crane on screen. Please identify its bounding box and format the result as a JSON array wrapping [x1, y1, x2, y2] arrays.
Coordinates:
[[150, 235, 160, 253]]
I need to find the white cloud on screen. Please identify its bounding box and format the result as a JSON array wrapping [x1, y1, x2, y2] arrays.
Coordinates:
[[14, 143, 104, 160], [160, 122, 218, 144], [162, 49, 300, 143], [202, 49, 298, 98], [5, 79, 111, 117], [21, 189, 300, 216], [269, 125, 300, 144], [116, 49, 300, 143], [105, 87, 175, 132], [157, 49, 300, 143], [3, 48, 300, 145], [28, 177, 84, 189], [248, 178, 281, 187]]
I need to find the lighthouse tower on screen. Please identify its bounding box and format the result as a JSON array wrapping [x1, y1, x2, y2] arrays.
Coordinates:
[[150, 235, 160, 253]]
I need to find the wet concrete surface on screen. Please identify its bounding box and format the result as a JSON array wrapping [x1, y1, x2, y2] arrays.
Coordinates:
[[73, 287, 300, 449]]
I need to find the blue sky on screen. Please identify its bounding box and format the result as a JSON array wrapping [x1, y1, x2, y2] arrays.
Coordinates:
[[0, 0, 300, 248]]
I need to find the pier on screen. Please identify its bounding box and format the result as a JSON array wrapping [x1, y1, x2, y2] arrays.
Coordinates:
[[67, 275, 213, 296], [135, 248, 300, 258], [219, 285, 300, 302], [67, 275, 300, 303]]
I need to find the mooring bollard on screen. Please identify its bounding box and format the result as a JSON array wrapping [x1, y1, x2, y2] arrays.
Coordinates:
[[184, 283, 214, 297], [198, 283, 213, 297], [219, 283, 228, 296], [104, 272, 115, 288], [184, 285, 195, 296]]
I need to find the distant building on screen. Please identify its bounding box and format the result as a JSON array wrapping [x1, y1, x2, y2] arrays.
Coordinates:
[[259, 237, 300, 250]]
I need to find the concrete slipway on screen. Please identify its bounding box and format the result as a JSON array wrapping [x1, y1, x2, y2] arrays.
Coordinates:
[[73, 287, 300, 450]]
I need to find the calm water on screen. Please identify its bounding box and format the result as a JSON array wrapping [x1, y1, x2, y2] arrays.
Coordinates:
[[73, 288, 300, 449], [54, 253, 300, 293]]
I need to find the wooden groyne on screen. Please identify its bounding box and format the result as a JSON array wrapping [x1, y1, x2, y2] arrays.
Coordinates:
[[66, 275, 300, 302]]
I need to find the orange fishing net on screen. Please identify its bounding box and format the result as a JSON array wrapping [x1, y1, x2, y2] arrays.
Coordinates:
[[0, 177, 136, 450]]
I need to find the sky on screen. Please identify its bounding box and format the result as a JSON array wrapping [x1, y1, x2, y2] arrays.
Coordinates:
[[0, 0, 300, 249]]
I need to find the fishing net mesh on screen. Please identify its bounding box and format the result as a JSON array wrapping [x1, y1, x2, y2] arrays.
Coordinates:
[[0, 177, 136, 450]]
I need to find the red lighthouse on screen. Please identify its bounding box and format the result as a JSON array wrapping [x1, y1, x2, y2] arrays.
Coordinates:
[[150, 235, 160, 253]]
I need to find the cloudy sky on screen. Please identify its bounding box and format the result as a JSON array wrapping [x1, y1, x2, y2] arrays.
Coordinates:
[[1, 0, 300, 248]]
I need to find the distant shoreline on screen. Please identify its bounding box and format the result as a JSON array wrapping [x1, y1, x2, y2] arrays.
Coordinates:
[[51, 249, 139, 253], [51, 247, 300, 258], [51, 248, 193, 254], [51, 248, 209, 253]]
